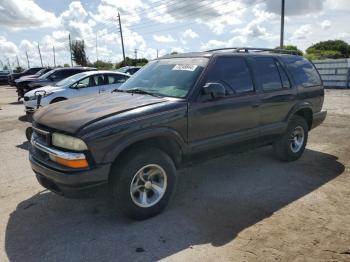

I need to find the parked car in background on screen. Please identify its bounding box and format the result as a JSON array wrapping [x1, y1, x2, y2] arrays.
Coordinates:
[[8, 67, 44, 86], [24, 70, 129, 114], [28, 47, 326, 220], [0, 70, 11, 85], [17, 67, 96, 100], [116, 66, 141, 75], [15, 68, 53, 99]]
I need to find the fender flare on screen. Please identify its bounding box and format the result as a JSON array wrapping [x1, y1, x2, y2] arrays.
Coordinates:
[[103, 127, 187, 164], [285, 101, 313, 123]]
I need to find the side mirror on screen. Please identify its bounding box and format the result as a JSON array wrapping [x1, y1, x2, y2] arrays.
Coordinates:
[[49, 75, 56, 81], [203, 82, 226, 100]]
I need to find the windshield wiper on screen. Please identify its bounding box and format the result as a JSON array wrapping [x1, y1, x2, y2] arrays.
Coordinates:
[[125, 88, 161, 97], [111, 89, 126, 93]]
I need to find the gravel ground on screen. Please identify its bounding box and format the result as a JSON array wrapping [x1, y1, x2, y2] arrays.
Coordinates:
[[0, 86, 349, 262]]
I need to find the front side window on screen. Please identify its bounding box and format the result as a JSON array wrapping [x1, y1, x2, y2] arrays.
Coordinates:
[[119, 58, 208, 98], [252, 57, 283, 91], [206, 57, 254, 95], [281, 56, 321, 87]]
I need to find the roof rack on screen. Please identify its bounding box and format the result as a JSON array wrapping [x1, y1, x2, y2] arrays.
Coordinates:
[[205, 47, 301, 55]]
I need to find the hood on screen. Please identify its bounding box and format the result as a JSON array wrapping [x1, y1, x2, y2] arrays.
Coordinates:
[[33, 93, 168, 134], [25, 85, 65, 96]]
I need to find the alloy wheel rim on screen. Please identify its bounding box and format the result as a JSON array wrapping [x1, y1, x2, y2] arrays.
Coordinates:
[[130, 164, 167, 208], [290, 125, 305, 153]]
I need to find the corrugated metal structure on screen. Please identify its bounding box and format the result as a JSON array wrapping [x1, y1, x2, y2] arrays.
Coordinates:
[[312, 59, 350, 88]]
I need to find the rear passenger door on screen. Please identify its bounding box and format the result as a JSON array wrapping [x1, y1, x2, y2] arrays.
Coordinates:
[[188, 56, 260, 151], [248, 56, 296, 135]]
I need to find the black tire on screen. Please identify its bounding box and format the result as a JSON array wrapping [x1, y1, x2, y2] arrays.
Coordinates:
[[110, 147, 177, 220], [50, 97, 66, 104], [25, 127, 33, 141], [273, 115, 309, 162]]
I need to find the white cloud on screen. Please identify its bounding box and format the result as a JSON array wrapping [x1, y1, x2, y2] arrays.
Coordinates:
[[182, 29, 198, 39], [292, 25, 312, 40], [200, 36, 247, 51], [0, 36, 18, 54], [0, 0, 58, 29], [321, 20, 331, 30], [153, 34, 176, 43]]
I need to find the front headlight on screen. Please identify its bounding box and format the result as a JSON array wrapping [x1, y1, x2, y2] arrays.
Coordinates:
[[52, 133, 88, 151]]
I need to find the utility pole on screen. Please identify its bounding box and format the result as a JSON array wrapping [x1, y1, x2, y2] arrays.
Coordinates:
[[69, 34, 73, 66], [25, 51, 30, 68], [96, 32, 98, 62], [7, 58, 11, 70], [134, 49, 137, 60], [280, 0, 285, 49], [37, 44, 43, 67], [156, 49, 159, 58], [53, 46, 56, 67], [16, 55, 20, 68], [118, 12, 126, 65]]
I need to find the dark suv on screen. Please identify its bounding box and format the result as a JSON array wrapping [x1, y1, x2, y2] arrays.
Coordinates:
[[29, 47, 326, 220], [8, 67, 44, 86]]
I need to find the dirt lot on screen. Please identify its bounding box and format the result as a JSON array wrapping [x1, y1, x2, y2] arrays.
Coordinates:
[[0, 85, 349, 262]]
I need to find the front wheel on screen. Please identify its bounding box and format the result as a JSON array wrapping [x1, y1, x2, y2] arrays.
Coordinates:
[[110, 147, 176, 220], [273, 116, 308, 161]]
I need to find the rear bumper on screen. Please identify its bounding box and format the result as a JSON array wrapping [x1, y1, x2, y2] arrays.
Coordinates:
[[311, 111, 327, 129], [30, 152, 111, 198]]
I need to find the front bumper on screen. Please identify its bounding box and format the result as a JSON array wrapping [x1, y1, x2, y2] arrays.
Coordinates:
[[311, 111, 327, 129], [29, 137, 110, 198]]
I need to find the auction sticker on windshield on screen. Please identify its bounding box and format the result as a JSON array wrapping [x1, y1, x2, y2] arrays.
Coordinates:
[[172, 64, 198, 71]]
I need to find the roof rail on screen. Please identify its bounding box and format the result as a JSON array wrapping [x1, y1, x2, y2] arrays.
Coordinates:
[[205, 47, 301, 55]]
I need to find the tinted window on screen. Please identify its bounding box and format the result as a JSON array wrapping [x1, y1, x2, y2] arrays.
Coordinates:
[[206, 57, 254, 94], [106, 74, 128, 84], [276, 62, 291, 88], [281, 56, 321, 87], [252, 57, 282, 91], [93, 74, 106, 85]]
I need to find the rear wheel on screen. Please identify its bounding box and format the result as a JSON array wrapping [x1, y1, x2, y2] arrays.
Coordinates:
[[273, 115, 308, 161], [110, 147, 176, 220]]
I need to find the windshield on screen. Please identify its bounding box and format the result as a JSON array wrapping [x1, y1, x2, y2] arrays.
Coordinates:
[[54, 72, 90, 87], [118, 58, 208, 98], [35, 69, 46, 76], [39, 69, 56, 79], [117, 67, 129, 73]]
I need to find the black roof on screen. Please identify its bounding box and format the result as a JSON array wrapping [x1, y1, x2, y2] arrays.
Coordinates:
[[160, 47, 302, 60]]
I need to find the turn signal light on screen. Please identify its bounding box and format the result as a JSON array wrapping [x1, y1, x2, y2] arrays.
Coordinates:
[[50, 155, 88, 168]]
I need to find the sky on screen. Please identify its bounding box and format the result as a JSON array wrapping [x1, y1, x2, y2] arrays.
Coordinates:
[[0, 0, 349, 68]]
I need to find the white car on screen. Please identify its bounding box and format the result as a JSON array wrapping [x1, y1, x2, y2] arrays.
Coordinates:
[[23, 70, 129, 113]]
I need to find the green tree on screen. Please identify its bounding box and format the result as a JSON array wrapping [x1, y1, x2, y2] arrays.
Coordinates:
[[115, 57, 148, 69], [306, 40, 350, 59], [274, 45, 303, 55], [71, 40, 88, 66], [63, 63, 70, 67], [90, 60, 114, 70]]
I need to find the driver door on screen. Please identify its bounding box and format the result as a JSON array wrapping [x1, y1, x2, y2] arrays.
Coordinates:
[[71, 75, 101, 98], [188, 56, 260, 152]]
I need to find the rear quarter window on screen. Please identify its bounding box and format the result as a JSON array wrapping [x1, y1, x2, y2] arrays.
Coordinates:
[[281, 56, 321, 87]]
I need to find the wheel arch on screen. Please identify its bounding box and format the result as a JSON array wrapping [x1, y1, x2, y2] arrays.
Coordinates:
[[286, 103, 313, 130], [106, 128, 186, 174]]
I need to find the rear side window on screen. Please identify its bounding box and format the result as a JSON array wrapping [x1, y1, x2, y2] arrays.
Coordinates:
[[281, 56, 321, 87], [206, 57, 254, 94], [106, 74, 128, 84], [251, 57, 283, 91]]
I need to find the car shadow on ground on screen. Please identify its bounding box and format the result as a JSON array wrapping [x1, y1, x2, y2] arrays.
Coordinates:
[[8, 101, 22, 105], [5, 147, 344, 262], [16, 141, 29, 151], [18, 115, 31, 123]]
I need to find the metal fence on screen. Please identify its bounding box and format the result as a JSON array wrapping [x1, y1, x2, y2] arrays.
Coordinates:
[[312, 59, 350, 89]]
